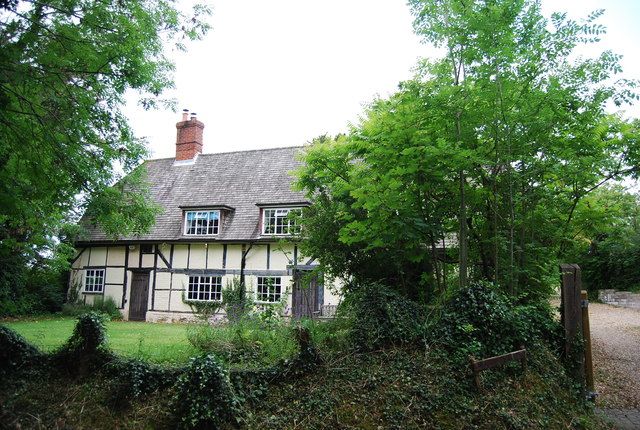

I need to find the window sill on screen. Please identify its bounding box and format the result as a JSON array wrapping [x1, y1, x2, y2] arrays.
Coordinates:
[[82, 291, 104, 295], [183, 234, 220, 237], [260, 233, 297, 237], [184, 299, 222, 303]]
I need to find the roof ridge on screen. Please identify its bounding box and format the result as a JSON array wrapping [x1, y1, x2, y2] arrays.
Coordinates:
[[146, 145, 305, 162]]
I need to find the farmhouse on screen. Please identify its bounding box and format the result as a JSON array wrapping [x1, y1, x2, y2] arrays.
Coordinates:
[[69, 111, 341, 322]]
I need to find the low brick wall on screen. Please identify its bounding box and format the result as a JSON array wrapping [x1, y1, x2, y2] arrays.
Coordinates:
[[598, 289, 640, 310]]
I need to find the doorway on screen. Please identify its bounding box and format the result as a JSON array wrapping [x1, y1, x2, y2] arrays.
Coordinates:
[[129, 271, 150, 321]]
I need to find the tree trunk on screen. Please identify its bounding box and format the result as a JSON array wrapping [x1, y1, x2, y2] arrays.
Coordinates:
[[459, 170, 468, 288]]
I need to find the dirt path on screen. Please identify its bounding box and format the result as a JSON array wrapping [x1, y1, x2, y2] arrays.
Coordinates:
[[590, 302, 640, 408]]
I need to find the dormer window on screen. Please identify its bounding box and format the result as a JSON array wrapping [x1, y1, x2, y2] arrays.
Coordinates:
[[262, 207, 301, 235], [184, 210, 220, 236]]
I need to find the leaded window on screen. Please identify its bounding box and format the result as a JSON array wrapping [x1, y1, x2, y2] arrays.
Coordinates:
[[187, 276, 222, 301], [262, 208, 301, 235], [184, 210, 220, 235], [256, 276, 282, 302], [84, 269, 105, 293]]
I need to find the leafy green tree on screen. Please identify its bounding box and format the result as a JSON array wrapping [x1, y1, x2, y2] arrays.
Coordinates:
[[567, 185, 640, 292], [296, 0, 638, 300], [0, 0, 210, 314]]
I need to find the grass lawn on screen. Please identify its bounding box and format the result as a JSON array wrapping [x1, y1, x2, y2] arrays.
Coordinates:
[[2, 317, 198, 364]]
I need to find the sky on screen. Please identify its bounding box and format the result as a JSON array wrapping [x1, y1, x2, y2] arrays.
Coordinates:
[[124, 0, 640, 160]]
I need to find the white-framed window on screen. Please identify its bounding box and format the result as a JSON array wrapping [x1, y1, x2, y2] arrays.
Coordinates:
[[187, 276, 222, 301], [84, 269, 105, 293], [184, 210, 220, 235], [262, 208, 301, 235], [256, 276, 282, 303]]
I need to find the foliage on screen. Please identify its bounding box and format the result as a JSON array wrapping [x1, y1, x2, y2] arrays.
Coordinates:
[[83, 167, 163, 239], [186, 317, 298, 368], [0, 314, 605, 429], [0, 325, 42, 378], [0, 244, 70, 316], [567, 185, 640, 292], [299, 317, 351, 354], [171, 354, 244, 429], [0, 0, 211, 314], [62, 296, 122, 320], [0, 345, 606, 429], [430, 281, 561, 364], [295, 0, 639, 300], [222, 276, 249, 323], [182, 293, 224, 324], [51, 312, 112, 375], [246, 345, 603, 430], [103, 357, 180, 411], [340, 282, 425, 352], [61, 312, 108, 352]]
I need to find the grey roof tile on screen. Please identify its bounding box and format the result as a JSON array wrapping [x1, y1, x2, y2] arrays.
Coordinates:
[[80, 146, 307, 243]]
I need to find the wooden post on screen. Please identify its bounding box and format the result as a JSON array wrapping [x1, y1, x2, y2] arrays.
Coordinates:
[[581, 290, 596, 400], [559, 264, 583, 356], [469, 356, 483, 392], [560, 264, 587, 390]]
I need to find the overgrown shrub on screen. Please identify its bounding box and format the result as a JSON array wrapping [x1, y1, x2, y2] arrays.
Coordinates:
[[186, 317, 297, 367], [223, 276, 249, 323], [0, 325, 42, 377], [341, 282, 424, 352], [52, 312, 113, 375], [172, 354, 243, 429], [0, 252, 67, 317], [183, 294, 224, 323], [104, 357, 181, 410], [430, 281, 560, 364], [300, 317, 350, 353], [62, 296, 122, 320]]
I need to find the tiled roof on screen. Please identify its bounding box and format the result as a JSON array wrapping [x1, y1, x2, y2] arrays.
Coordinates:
[[79, 146, 307, 243]]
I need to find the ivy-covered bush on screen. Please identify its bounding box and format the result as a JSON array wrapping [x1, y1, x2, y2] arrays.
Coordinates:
[[104, 357, 182, 410], [52, 312, 113, 375], [64, 312, 108, 352], [341, 282, 424, 352], [172, 354, 243, 429], [0, 325, 42, 377], [430, 281, 560, 364]]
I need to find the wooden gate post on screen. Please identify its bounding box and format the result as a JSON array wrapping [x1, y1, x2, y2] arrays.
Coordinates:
[[559, 264, 584, 383], [581, 290, 596, 400]]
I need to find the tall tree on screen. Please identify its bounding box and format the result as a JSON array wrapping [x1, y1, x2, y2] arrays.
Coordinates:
[[0, 0, 210, 314], [566, 183, 640, 292], [296, 0, 638, 300]]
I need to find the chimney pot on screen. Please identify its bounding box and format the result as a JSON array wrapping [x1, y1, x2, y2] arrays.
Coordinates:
[[181, 109, 189, 121], [190, 112, 197, 120]]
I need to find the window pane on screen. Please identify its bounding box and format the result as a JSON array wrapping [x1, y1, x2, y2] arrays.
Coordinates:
[[257, 276, 281, 302], [187, 275, 222, 301], [85, 269, 104, 292], [262, 208, 300, 235], [185, 211, 220, 235], [212, 277, 222, 301]]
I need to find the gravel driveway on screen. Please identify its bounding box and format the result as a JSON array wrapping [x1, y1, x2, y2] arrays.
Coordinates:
[[590, 302, 640, 408]]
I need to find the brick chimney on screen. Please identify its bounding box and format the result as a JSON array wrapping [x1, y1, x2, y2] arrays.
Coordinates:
[[175, 109, 204, 161]]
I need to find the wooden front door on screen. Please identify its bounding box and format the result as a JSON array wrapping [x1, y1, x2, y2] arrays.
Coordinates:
[[292, 272, 322, 318], [129, 271, 150, 321]]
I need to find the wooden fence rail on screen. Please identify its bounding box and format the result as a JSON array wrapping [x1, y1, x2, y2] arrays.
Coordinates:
[[469, 347, 527, 391]]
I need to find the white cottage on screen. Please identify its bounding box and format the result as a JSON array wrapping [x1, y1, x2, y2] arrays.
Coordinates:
[[69, 111, 341, 322]]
